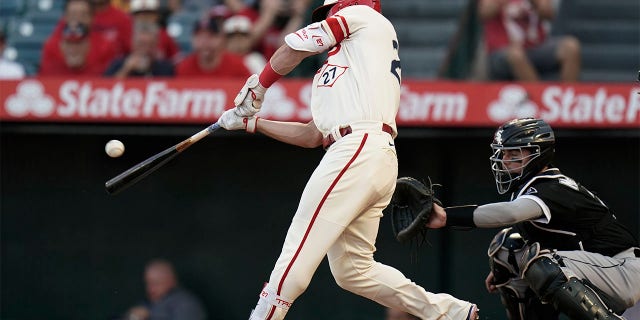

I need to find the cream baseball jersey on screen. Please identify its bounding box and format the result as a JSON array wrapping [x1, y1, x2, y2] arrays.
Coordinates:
[[285, 5, 401, 136]]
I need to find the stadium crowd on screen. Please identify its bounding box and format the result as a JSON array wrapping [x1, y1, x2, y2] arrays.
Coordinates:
[[0, 0, 315, 78], [0, 0, 584, 81]]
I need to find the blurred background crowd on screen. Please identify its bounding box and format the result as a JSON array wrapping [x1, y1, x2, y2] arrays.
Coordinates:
[[0, 0, 637, 82], [0, 0, 321, 79]]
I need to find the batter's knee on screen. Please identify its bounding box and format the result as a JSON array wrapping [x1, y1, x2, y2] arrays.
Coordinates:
[[329, 255, 373, 293]]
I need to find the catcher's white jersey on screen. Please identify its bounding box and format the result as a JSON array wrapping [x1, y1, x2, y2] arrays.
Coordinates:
[[296, 5, 401, 136]]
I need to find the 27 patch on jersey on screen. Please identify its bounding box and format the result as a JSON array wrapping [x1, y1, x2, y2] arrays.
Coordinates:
[[317, 64, 348, 87]]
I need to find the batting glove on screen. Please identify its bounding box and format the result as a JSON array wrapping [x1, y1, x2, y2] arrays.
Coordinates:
[[218, 109, 258, 133], [234, 74, 267, 117]]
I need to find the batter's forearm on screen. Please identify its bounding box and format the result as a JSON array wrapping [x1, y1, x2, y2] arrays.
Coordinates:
[[269, 45, 316, 75], [256, 119, 323, 148]]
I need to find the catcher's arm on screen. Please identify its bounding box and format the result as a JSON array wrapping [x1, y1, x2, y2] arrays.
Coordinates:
[[426, 198, 545, 229]]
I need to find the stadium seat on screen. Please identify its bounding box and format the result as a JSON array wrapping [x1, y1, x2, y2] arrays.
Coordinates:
[[167, 12, 199, 53], [398, 47, 447, 78], [386, 0, 468, 78], [552, 0, 640, 82], [9, 18, 55, 44], [384, 0, 467, 19], [25, 0, 64, 14], [0, 0, 25, 18], [24, 10, 62, 26], [6, 17, 55, 72]]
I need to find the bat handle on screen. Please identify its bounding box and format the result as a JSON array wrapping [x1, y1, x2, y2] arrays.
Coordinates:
[[207, 122, 221, 133]]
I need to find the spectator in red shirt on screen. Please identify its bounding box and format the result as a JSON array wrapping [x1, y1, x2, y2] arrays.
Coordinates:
[[223, 14, 267, 74], [129, 0, 180, 62], [104, 21, 175, 78], [91, 0, 133, 56], [42, 0, 116, 67], [176, 15, 250, 77], [479, 0, 581, 81], [40, 23, 116, 76]]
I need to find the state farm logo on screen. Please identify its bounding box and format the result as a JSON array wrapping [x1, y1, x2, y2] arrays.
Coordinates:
[[398, 85, 468, 122], [541, 86, 639, 123], [488, 85, 538, 122], [5, 80, 55, 117]]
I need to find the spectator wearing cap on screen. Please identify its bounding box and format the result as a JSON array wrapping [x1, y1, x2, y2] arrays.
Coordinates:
[[91, 0, 134, 56], [104, 22, 174, 78], [0, 30, 26, 79], [49, 0, 94, 36], [175, 16, 250, 77], [40, 22, 117, 75], [42, 0, 119, 71], [129, 0, 180, 61], [224, 14, 266, 74]]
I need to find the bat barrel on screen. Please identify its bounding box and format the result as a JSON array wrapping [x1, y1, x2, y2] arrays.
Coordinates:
[[105, 122, 221, 195], [105, 146, 179, 195]]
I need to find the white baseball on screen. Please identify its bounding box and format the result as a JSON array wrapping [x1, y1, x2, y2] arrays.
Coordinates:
[[105, 140, 125, 158]]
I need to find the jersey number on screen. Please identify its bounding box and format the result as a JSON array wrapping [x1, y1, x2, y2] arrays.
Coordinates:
[[322, 67, 337, 85], [390, 40, 401, 84], [318, 64, 348, 87]]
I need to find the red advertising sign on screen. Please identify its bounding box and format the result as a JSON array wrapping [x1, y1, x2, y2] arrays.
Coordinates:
[[1, 78, 638, 128]]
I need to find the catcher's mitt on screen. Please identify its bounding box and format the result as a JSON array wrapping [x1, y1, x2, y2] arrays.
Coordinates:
[[388, 177, 442, 244]]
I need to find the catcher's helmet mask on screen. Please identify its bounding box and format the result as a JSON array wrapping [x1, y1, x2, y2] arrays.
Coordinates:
[[490, 118, 555, 194]]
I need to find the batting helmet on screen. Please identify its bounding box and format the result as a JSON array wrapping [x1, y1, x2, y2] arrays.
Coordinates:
[[489, 118, 555, 194], [311, 0, 381, 23]]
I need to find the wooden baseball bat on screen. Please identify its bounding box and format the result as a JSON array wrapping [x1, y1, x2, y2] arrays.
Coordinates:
[[105, 123, 221, 195]]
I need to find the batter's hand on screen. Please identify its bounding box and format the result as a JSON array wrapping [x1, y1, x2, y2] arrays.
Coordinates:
[[219, 109, 258, 133], [219, 109, 246, 130], [425, 203, 447, 228], [234, 74, 267, 117], [485, 271, 498, 293]]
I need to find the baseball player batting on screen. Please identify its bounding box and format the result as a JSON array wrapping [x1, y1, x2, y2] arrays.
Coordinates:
[[217, 0, 480, 319], [420, 118, 640, 320]]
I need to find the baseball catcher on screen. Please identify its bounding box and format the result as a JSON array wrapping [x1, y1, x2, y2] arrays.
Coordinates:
[[423, 118, 640, 320]]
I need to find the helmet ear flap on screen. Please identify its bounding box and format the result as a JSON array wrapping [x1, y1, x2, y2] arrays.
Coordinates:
[[329, 0, 373, 16]]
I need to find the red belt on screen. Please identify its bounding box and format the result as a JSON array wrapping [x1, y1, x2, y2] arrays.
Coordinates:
[[322, 123, 394, 149]]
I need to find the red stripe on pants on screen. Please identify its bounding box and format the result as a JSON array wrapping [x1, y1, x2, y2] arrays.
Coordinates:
[[265, 134, 369, 319]]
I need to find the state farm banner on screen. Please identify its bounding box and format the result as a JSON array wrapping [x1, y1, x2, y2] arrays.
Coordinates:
[[1, 77, 638, 128]]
